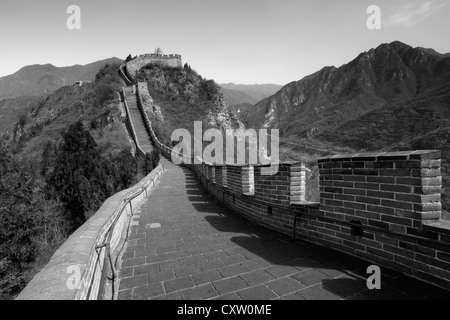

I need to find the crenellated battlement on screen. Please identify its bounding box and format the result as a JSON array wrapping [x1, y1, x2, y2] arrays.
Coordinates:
[[124, 53, 182, 81], [136, 53, 182, 59]]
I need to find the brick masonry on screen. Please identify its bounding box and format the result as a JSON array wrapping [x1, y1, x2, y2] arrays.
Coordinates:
[[184, 152, 450, 290]]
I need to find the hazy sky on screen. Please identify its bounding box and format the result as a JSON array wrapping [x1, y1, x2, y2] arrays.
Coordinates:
[[0, 0, 449, 84]]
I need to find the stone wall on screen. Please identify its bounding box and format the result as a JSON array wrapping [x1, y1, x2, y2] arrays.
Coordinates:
[[135, 82, 450, 291], [121, 86, 146, 157], [125, 54, 182, 81]]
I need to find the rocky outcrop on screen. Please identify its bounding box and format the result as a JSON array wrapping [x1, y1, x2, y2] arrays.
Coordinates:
[[206, 93, 245, 131], [242, 41, 450, 137]]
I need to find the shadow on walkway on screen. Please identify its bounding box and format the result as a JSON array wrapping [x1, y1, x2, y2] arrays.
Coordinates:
[[184, 166, 450, 300]]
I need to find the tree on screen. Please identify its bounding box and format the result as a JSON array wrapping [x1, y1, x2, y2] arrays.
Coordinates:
[[47, 121, 110, 224], [0, 146, 38, 264], [18, 114, 28, 127], [142, 149, 160, 175], [199, 79, 219, 101], [154, 48, 164, 55], [112, 148, 138, 190], [41, 140, 57, 177], [150, 149, 161, 170], [125, 54, 132, 62], [0, 146, 42, 296]]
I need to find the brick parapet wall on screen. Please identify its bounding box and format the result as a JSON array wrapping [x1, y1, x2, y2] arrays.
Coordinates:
[[214, 165, 226, 187], [314, 150, 450, 289], [318, 150, 442, 226], [190, 162, 317, 243], [188, 150, 450, 290]]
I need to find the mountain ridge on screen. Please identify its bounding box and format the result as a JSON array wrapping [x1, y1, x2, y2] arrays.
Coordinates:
[[0, 57, 123, 101], [237, 40, 450, 210], [242, 41, 450, 137], [220, 83, 282, 107], [418, 47, 450, 59]]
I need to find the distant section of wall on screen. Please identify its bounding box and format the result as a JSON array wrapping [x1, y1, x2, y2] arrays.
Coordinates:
[[16, 165, 164, 300], [121, 86, 146, 157], [118, 64, 133, 86], [125, 54, 182, 81]]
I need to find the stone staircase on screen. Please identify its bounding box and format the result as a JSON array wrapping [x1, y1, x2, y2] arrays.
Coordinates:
[[123, 86, 153, 153]]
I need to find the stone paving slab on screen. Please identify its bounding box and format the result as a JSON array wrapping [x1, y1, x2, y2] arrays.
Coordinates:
[[117, 159, 450, 300]]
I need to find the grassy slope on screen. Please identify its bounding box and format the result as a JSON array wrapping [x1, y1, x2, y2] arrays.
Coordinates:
[[0, 96, 41, 133], [9, 64, 132, 165]]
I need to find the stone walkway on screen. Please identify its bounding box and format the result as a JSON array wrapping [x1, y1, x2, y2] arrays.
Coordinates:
[[116, 159, 450, 300]]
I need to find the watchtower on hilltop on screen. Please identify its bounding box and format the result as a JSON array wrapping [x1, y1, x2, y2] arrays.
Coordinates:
[[123, 53, 182, 81]]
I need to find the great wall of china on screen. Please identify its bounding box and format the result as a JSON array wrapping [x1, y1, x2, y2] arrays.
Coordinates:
[[124, 54, 183, 82], [16, 57, 450, 299]]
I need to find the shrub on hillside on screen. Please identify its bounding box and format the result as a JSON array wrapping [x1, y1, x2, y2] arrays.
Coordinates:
[[95, 63, 123, 85], [47, 121, 114, 224], [40, 140, 57, 177], [0, 146, 41, 297], [18, 114, 28, 127], [142, 149, 161, 175], [111, 148, 139, 190], [150, 149, 160, 169], [47, 121, 149, 224], [0, 146, 75, 299], [94, 83, 116, 107], [136, 64, 223, 144]]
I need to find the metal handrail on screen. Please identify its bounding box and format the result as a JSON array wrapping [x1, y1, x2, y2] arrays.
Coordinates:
[[87, 174, 159, 299]]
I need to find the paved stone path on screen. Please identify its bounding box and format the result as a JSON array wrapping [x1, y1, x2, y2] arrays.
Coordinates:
[[117, 159, 450, 300]]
